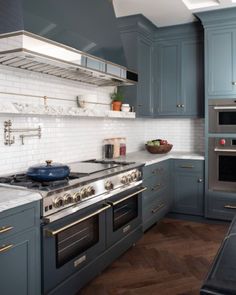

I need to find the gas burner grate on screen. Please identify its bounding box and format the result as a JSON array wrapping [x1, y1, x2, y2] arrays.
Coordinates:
[[0, 174, 70, 191]]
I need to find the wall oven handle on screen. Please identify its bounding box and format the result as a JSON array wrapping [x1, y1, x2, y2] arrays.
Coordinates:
[[224, 205, 236, 209], [213, 106, 236, 110], [45, 204, 111, 237], [214, 148, 236, 153], [108, 187, 147, 206]]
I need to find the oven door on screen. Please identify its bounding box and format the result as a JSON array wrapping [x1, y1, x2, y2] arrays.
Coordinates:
[[106, 186, 146, 247], [209, 104, 236, 133], [209, 139, 236, 192], [42, 201, 110, 294]]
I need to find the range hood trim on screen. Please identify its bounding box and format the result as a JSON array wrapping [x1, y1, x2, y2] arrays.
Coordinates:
[[0, 31, 137, 86]]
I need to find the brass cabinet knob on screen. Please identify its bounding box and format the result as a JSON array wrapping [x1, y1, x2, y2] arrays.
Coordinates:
[[198, 178, 203, 183]]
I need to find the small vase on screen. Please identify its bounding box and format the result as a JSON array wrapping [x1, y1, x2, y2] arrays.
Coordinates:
[[112, 101, 122, 111]]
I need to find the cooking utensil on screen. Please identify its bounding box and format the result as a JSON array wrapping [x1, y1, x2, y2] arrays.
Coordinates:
[[27, 160, 70, 181]]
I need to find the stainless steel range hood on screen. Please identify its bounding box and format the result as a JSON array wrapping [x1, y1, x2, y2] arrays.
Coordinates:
[[0, 30, 137, 86]]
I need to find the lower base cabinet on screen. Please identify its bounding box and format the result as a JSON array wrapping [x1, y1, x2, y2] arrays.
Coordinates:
[[171, 159, 204, 216], [206, 191, 236, 221], [142, 159, 205, 231], [142, 160, 172, 231], [0, 201, 41, 295]]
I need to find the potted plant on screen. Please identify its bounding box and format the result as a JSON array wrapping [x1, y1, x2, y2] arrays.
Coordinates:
[[110, 90, 124, 111]]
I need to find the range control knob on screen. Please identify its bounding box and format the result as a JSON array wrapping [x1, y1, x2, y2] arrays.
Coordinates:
[[63, 193, 73, 205], [131, 171, 138, 181], [53, 197, 64, 208], [121, 175, 128, 185], [86, 186, 95, 196], [105, 180, 114, 191], [80, 188, 87, 200], [127, 174, 132, 183], [72, 192, 81, 202]]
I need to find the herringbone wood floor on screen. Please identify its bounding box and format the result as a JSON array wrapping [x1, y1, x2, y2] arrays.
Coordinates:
[[79, 218, 228, 295]]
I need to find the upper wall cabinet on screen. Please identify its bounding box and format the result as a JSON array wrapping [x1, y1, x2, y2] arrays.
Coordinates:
[[154, 24, 204, 117], [196, 8, 236, 99], [117, 15, 155, 118]]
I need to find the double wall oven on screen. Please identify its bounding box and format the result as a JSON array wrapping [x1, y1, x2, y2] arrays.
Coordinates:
[[208, 99, 236, 193]]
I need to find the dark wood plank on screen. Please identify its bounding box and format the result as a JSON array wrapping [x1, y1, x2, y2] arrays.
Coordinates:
[[78, 218, 228, 295]]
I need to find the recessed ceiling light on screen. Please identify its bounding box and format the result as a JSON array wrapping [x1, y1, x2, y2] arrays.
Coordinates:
[[182, 0, 220, 10]]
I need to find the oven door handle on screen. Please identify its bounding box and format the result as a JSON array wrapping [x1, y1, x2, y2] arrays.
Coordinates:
[[214, 148, 236, 153], [108, 187, 147, 206], [214, 106, 236, 110], [45, 204, 111, 237]]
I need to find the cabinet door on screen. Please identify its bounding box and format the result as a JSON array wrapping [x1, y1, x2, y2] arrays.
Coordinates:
[[155, 41, 180, 116], [0, 230, 40, 295], [173, 172, 204, 216], [181, 39, 204, 116], [137, 37, 153, 117], [207, 29, 236, 97]]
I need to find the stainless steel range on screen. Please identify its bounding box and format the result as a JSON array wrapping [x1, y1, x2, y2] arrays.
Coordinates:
[[0, 159, 145, 295], [0, 159, 143, 220]]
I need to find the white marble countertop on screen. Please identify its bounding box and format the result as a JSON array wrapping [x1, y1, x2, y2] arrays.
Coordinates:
[[119, 150, 204, 166], [0, 185, 42, 213]]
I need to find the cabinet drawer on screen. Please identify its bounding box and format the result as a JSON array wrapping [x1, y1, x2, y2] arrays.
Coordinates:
[[143, 185, 169, 207], [143, 174, 169, 198], [142, 197, 170, 231], [174, 159, 203, 173], [207, 193, 236, 221], [143, 160, 170, 180], [0, 206, 36, 239]]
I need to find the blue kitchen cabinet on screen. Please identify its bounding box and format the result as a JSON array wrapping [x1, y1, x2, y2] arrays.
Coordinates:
[[206, 191, 236, 221], [154, 40, 180, 116], [0, 201, 41, 295], [196, 8, 236, 99], [171, 160, 204, 216], [118, 15, 155, 118], [142, 160, 172, 231], [154, 23, 204, 117]]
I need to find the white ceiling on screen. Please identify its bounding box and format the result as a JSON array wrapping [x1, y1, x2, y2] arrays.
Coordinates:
[[113, 0, 236, 27]]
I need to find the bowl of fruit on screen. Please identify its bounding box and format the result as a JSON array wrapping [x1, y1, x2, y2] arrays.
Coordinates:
[[145, 139, 173, 154]]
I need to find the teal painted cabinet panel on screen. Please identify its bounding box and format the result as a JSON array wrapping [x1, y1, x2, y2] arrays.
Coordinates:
[[154, 24, 204, 117], [0, 230, 39, 295], [207, 29, 236, 97], [0, 202, 41, 295], [137, 37, 153, 117], [181, 39, 204, 116], [118, 15, 154, 118], [172, 160, 204, 216], [155, 41, 180, 115], [142, 160, 172, 231]]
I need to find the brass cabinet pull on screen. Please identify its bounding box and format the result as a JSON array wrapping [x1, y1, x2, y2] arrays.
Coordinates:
[[0, 226, 13, 234], [151, 184, 161, 191], [0, 244, 13, 253], [46, 204, 111, 237], [180, 165, 194, 169], [151, 203, 165, 214], [109, 187, 147, 206], [224, 205, 236, 209]]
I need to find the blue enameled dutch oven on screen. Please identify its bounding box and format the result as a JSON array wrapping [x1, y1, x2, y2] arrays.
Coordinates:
[[27, 160, 70, 182]]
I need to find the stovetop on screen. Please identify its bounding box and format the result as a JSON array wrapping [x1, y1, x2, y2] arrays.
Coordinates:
[[0, 159, 135, 192]]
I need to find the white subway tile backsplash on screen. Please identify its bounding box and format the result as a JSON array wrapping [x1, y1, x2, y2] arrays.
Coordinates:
[[0, 63, 204, 175]]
